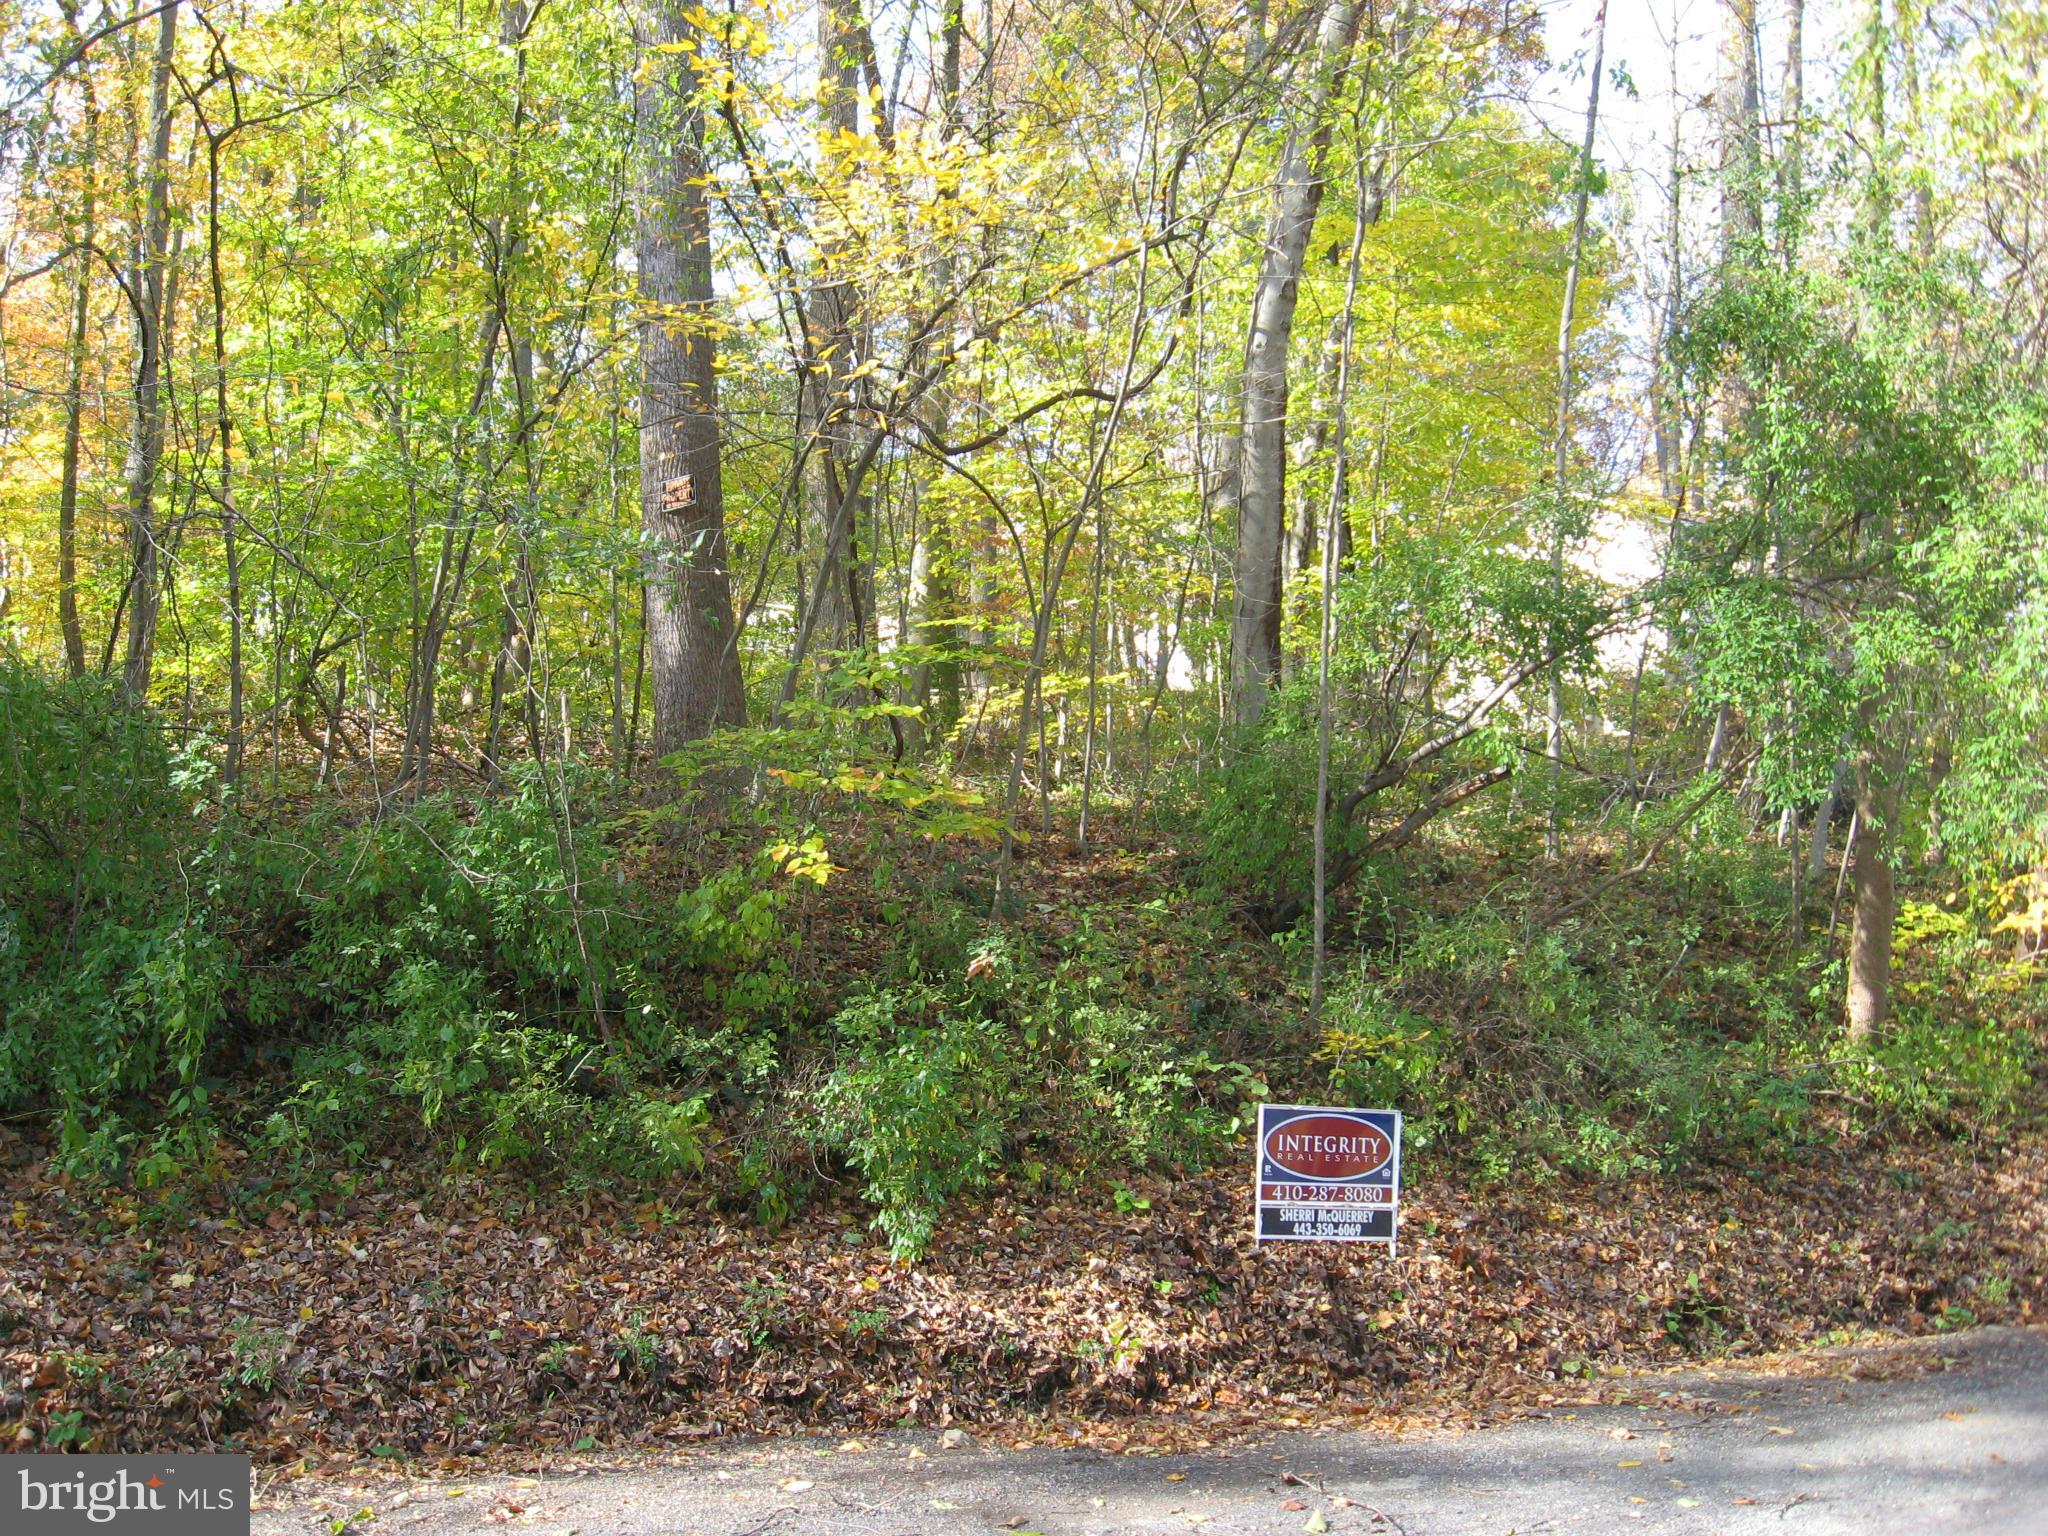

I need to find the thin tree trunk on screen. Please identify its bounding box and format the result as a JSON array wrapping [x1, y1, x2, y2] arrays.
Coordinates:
[[198, 110, 246, 786], [904, 0, 966, 750], [1312, 111, 1373, 1008], [1778, 0, 1805, 259], [481, 0, 543, 780], [1545, 0, 1607, 860], [607, 371, 629, 778], [804, 0, 865, 660], [1845, 694, 1900, 1039], [1077, 447, 1110, 847], [55, 62, 97, 679], [1288, 319, 1343, 593], [119, 0, 178, 704], [1651, 33, 1685, 503], [1703, 701, 1730, 772], [1901, 0, 1932, 258], [1807, 771, 1838, 882], [394, 290, 510, 795], [1857, 0, 1890, 237], [1844, 785, 1894, 1039]]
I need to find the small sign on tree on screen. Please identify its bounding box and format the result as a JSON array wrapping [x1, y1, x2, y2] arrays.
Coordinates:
[[1254, 1104, 1402, 1250], [659, 474, 696, 513]]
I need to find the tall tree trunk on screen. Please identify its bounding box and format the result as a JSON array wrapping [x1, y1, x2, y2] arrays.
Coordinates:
[[635, 0, 746, 757], [1900, 0, 1933, 258], [607, 369, 630, 778], [1650, 38, 1684, 504], [1312, 117, 1373, 1007], [1229, 0, 1360, 729], [481, 0, 543, 780], [904, 0, 966, 750], [55, 26, 97, 680], [1717, 0, 1761, 254], [119, 0, 178, 704], [1545, 0, 1607, 860], [1857, 0, 1890, 237], [1778, 0, 1805, 258], [804, 0, 865, 659], [1703, 0, 1759, 775], [202, 120, 244, 785]]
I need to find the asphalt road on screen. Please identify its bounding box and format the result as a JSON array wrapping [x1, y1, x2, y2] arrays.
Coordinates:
[[254, 1325, 2048, 1536]]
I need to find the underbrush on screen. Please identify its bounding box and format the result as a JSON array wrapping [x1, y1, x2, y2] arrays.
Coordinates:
[[0, 661, 1271, 1252], [1318, 902, 1827, 1178], [811, 970, 1265, 1257], [1175, 718, 2043, 1180], [2, 658, 2039, 1255], [1314, 863, 2040, 1182]]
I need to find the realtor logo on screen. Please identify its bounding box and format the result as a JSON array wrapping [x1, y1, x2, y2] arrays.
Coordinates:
[[5, 1456, 249, 1535]]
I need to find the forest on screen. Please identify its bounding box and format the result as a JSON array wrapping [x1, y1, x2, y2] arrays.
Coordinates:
[[0, 0, 2045, 1463]]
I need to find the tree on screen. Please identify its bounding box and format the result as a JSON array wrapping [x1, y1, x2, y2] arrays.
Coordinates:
[[1230, 0, 1361, 729], [1544, 0, 1608, 859], [635, 0, 745, 756], [118, 0, 179, 705]]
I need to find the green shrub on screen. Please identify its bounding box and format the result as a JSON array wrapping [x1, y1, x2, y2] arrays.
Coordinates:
[[0, 660, 227, 1165], [1838, 1003, 2035, 1130], [810, 955, 1261, 1258], [1319, 895, 1830, 1176], [812, 982, 1011, 1259], [1168, 705, 1364, 921], [1319, 983, 1466, 1151], [263, 766, 716, 1177]]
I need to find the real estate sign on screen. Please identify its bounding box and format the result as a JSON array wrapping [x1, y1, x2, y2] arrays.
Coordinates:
[[1254, 1104, 1401, 1248]]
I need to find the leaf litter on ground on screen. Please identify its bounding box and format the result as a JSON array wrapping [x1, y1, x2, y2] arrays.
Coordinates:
[[1, 1109, 2042, 1470]]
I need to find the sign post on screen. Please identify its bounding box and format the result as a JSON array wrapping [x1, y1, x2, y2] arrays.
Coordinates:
[[1254, 1104, 1402, 1251]]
